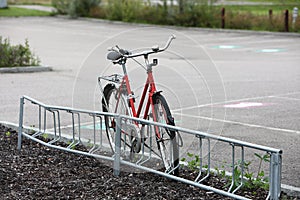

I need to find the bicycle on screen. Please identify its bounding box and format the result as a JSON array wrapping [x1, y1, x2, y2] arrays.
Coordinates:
[[99, 35, 179, 175]]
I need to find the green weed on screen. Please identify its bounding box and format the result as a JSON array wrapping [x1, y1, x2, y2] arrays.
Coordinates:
[[0, 37, 40, 68], [182, 152, 271, 191], [5, 131, 11, 137]]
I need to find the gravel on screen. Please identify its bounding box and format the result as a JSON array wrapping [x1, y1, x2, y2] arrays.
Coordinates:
[[0, 125, 294, 199]]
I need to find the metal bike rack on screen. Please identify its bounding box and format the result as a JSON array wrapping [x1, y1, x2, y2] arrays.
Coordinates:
[[18, 96, 282, 200]]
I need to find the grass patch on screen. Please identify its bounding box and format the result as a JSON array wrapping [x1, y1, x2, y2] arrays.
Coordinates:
[[8, 0, 51, 5], [0, 6, 52, 17]]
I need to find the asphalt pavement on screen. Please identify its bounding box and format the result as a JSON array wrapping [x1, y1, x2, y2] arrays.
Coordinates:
[[0, 17, 299, 192]]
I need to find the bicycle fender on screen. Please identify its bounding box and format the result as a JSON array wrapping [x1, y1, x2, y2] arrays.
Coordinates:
[[152, 91, 162, 100]]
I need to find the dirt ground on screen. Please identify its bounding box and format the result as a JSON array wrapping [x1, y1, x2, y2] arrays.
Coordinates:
[[0, 124, 294, 199]]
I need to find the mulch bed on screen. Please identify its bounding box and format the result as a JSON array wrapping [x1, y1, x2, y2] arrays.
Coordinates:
[[0, 125, 293, 199]]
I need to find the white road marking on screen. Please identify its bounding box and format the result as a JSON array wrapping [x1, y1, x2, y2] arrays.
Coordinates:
[[223, 102, 264, 108], [172, 112, 300, 135], [172, 91, 300, 112], [269, 96, 300, 101]]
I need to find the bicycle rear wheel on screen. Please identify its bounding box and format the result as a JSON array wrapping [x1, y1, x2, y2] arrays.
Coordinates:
[[102, 83, 141, 154], [102, 84, 129, 152], [153, 94, 179, 176]]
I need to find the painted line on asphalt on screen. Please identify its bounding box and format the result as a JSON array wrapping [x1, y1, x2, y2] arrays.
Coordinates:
[[223, 102, 265, 108], [172, 91, 300, 112], [212, 45, 241, 49], [269, 96, 300, 101], [255, 48, 286, 53], [172, 112, 300, 136]]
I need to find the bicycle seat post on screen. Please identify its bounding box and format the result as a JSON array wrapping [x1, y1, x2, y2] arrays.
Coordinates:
[[120, 59, 128, 76]]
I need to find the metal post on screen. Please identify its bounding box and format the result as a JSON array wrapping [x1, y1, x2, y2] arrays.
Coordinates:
[[284, 9, 289, 32], [292, 7, 298, 29], [228, 144, 235, 192], [113, 115, 122, 176], [195, 136, 203, 182], [18, 97, 25, 150], [38, 105, 41, 132], [77, 113, 81, 142], [269, 153, 282, 200], [221, 8, 225, 29], [269, 9, 273, 28]]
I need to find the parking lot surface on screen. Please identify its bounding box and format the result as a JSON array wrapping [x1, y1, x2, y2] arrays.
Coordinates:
[[0, 17, 299, 189]]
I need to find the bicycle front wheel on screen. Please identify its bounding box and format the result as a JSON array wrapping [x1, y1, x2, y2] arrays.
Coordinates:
[[153, 94, 179, 176]]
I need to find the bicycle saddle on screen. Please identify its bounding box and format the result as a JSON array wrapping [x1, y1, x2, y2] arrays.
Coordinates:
[[107, 51, 122, 61]]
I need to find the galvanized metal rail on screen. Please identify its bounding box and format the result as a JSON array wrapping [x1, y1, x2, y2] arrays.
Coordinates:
[[18, 96, 282, 200]]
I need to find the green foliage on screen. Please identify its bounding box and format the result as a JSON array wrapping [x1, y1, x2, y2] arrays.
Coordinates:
[[223, 153, 271, 191], [0, 37, 40, 68], [51, 0, 69, 14], [69, 0, 100, 18], [182, 152, 271, 192], [5, 131, 11, 137], [67, 140, 77, 149], [255, 153, 270, 179], [106, 0, 143, 22], [187, 152, 200, 170], [52, 0, 100, 17], [181, 152, 200, 170], [41, 133, 49, 140]]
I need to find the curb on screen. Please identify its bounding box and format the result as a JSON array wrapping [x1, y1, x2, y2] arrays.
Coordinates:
[[0, 66, 53, 73], [1, 120, 300, 198]]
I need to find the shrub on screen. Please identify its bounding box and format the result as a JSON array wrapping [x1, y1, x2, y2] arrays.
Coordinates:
[[52, 0, 101, 17], [89, 5, 106, 19], [0, 36, 40, 68], [69, 0, 101, 18], [106, 0, 143, 22], [52, 0, 69, 14]]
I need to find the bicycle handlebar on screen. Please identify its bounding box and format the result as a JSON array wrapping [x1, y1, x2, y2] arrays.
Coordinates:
[[108, 35, 176, 60]]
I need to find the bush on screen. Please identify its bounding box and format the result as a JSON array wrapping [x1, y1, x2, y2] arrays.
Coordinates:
[[52, 0, 101, 17], [0, 37, 40, 68], [52, 0, 69, 14], [106, 0, 143, 22]]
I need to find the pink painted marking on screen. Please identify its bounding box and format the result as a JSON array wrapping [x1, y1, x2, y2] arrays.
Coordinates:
[[223, 102, 264, 108]]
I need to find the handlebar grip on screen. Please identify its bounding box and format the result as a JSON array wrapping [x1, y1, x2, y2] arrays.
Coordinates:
[[119, 49, 130, 55]]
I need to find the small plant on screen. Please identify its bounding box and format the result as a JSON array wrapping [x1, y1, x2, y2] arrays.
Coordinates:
[[254, 153, 270, 179], [0, 36, 40, 68], [29, 125, 36, 134], [67, 140, 77, 150], [182, 151, 271, 192], [224, 153, 270, 191], [86, 139, 94, 148], [181, 152, 200, 170], [41, 133, 49, 140], [5, 131, 11, 137]]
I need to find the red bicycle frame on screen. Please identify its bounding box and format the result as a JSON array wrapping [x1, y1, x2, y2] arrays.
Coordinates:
[[117, 60, 162, 139]]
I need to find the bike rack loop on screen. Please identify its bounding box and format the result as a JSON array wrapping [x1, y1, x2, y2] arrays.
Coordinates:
[[18, 96, 282, 200]]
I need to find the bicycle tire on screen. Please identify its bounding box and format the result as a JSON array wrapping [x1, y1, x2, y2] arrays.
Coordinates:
[[153, 93, 179, 176], [102, 83, 129, 152]]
